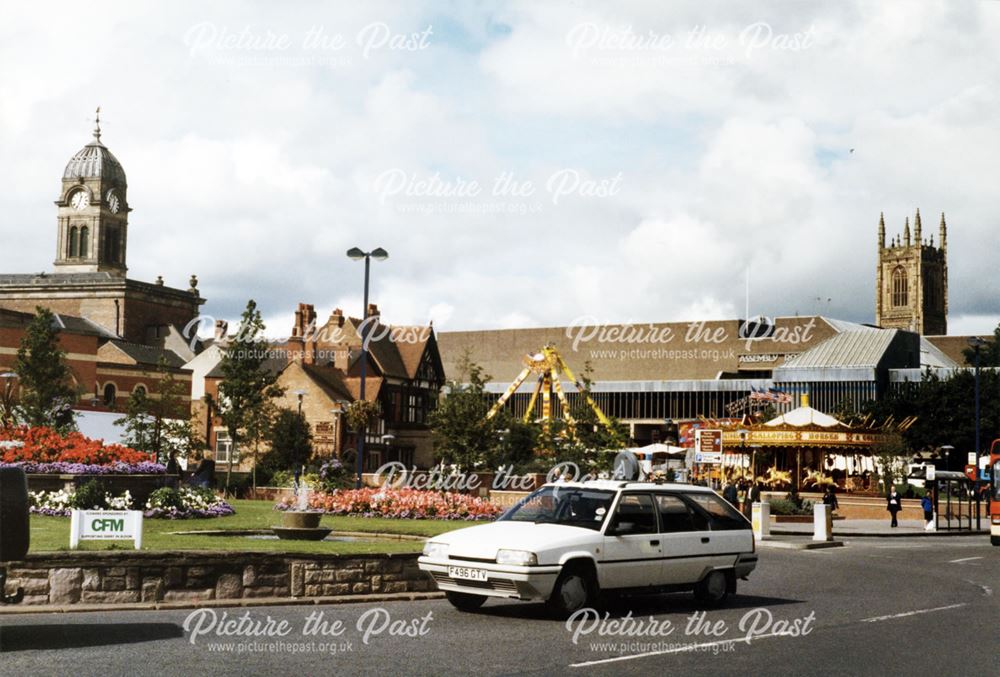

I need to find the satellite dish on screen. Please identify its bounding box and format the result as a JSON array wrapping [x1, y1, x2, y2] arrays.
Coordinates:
[[612, 451, 640, 481]]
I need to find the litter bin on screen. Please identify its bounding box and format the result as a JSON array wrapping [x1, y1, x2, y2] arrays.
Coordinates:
[[0, 465, 29, 603]]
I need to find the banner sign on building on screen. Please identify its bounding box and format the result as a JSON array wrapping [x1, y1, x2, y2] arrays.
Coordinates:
[[70, 510, 143, 550]]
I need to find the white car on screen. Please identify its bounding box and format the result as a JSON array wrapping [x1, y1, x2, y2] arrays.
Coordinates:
[[419, 480, 757, 614]]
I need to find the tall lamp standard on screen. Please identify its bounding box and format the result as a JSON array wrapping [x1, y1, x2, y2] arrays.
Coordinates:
[[967, 336, 987, 530], [347, 246, 389, 489]]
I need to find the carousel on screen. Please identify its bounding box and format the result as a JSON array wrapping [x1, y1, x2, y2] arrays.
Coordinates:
[[718, 394, 914, 494]]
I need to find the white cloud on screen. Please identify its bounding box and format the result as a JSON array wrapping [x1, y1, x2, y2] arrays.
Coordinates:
[[1, 0, 998, 337]]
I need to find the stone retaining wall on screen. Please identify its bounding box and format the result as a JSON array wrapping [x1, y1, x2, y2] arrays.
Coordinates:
[[2, 551, 432, 606]]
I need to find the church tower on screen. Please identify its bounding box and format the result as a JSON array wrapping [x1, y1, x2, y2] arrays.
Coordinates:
[[875, 209, 948, 335], [54, 109, 129, 276]]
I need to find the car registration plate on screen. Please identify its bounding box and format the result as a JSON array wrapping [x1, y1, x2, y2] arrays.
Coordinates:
[[448, 565, 488, 582]]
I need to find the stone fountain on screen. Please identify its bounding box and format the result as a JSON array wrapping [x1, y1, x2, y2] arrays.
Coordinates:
[[272, 483, 332, 541]]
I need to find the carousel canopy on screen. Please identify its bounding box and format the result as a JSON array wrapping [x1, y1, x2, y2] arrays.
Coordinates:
[[762, 399, 846, 428]]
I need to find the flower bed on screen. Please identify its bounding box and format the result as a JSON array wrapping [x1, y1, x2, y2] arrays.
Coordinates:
[[1, 461, 165, 475], [0, 425, 152, 466], [144, 486, 236, 519], [28, 485, 235, 519], [276, 488, 503, 521]]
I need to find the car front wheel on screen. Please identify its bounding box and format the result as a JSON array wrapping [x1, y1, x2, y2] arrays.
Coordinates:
[[548, 565, 596, 616], [694, 570, 730, 605], [445, 590, 486, 612]]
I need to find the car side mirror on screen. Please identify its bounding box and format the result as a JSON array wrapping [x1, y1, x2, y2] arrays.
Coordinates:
[[610, 520, 636, 536]]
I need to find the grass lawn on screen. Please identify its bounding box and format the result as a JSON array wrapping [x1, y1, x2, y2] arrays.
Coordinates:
[[28, 500, 479, 556]]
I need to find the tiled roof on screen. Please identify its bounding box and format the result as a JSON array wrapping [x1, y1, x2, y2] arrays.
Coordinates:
[[106, 340, 186, 368], [301, 364, 354, 402]]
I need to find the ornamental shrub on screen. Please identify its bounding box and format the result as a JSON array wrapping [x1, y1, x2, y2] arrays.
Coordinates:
[[70, 479, 108, 510]]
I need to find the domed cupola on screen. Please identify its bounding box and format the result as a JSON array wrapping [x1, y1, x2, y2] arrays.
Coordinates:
[[63, 113, 127, 185]]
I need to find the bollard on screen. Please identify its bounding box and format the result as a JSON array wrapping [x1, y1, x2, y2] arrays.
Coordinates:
[[813, 503, 832, 541], [752, 501, 770, 540]]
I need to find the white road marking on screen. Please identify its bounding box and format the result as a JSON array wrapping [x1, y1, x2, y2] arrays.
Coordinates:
[[966, 579, 993, 596], [569, 631, 787, 668], [860, 603, 967, 623], [948, 556, 983, 563]]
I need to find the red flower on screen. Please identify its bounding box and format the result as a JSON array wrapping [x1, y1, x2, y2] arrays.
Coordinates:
[[0, 425, 149, 465]]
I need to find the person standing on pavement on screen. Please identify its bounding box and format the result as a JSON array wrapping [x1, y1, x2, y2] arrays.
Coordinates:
[[822, 485, 839, 513], [887, 484, 902, 527], [722, 481, 739, 507], [921, 492, 934, 531]]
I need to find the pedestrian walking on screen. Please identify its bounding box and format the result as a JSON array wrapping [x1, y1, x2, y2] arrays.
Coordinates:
[[822, 486, 839, 513], [722, 481, 738, 507], [921, 492, 934, 531], [886, 484, 902, 527]]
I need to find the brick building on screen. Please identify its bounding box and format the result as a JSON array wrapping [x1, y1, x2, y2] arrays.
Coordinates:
[[195, 303, 444, 473], [0, 113, 195, 421], [0, 112, 205, 347]]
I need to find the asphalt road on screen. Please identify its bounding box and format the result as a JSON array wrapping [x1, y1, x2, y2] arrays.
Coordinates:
[[0, 537, 995, 676]]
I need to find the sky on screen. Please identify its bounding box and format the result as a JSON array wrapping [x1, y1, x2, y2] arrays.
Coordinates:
[[1, 0, 998, 338]]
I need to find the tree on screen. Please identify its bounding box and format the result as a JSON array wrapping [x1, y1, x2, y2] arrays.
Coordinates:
[[243, 399, 278, 491], [962, 322, 1000, 366], [263, 408, 313, 477], [865, 367, 999, 463], [566, 361, 627, 453], [217, 300, 284, 491], [428, 351, 505, 470], [872, 435, 911, 495], [115, 357, 204, 465], [13, 307, 78, 431]]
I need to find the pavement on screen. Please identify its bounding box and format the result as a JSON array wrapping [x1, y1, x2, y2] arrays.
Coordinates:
[[0, 536, 995, 676], [770, 518, 989, 538]]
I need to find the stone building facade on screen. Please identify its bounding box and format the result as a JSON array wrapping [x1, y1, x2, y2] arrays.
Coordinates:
[[875, 209, 948, 336]]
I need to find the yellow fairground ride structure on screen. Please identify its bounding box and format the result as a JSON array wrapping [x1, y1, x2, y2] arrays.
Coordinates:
[[485, 345, 621, 443]]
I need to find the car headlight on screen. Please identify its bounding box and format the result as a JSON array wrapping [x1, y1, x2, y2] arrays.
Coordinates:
[[422, 541, 449, 558], [496, 549, 537, 566]]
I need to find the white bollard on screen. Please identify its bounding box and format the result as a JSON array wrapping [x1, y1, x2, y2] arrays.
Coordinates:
[[813, 503, 832, 541], [752, 501, 770, 540]]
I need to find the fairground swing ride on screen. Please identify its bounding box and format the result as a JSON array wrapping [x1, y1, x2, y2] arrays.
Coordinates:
[[484, 345, 623, 446]]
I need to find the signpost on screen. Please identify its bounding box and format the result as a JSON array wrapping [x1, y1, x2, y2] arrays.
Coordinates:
[[70, 510, 143, 550]]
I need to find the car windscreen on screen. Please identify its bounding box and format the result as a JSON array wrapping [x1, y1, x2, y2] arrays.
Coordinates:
[[499, 486, 616, 531]]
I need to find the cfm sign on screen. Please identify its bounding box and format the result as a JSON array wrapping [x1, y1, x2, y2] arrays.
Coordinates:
[[70, 510, 143, 550]]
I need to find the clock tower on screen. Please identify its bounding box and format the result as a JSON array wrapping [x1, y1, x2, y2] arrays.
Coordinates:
[[54, 109, 129, 276]]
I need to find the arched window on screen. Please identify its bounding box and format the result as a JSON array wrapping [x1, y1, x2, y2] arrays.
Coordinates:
[[891, 267, 908, 307], [134, 385, 147, 398], [79, 226, 89, 258], [69, 226, 79, 257], [103, 383, 117, 408]]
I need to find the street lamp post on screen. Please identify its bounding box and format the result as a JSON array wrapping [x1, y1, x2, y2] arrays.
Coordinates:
[[347, 246, 389, 489], [967, 336, 987, 530]]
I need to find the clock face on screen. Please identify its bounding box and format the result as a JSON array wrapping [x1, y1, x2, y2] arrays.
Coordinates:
[[107, 191, 121, 214], [70, 191, 89, 210]]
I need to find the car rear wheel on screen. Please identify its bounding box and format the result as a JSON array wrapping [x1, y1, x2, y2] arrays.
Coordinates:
[[694, 570, 730, 605], [445, 590, 486, 612], [548, 565, 596, 616], [991, 535, 1000, 547]]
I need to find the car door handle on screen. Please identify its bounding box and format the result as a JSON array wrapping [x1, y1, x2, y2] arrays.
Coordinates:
[[701, 537, 710, 543], [650, 540, 660, 546]]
